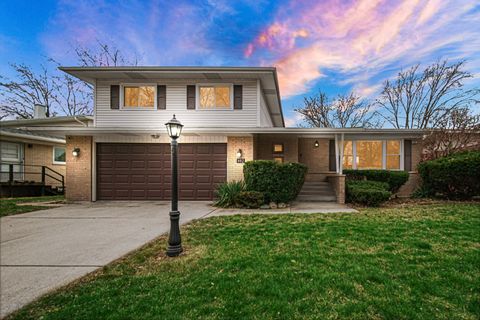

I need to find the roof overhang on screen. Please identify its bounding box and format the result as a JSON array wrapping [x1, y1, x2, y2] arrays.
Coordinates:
[[22, 126, 426, 139], [0, 130, 66, 145], [0, 116, 93, 128], [59, 66, 284, 127]]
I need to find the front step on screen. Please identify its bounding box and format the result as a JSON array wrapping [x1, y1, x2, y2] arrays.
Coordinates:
[[296, 194, 337, 202], [297, 181, 336, 202]]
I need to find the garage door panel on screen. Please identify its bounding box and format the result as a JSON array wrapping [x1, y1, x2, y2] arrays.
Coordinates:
[[97, 143, 226, 200]]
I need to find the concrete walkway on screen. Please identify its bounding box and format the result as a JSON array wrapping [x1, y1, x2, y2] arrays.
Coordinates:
[[0, 201, 355, 317]]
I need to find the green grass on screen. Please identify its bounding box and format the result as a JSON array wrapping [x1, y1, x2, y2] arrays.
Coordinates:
[[8, 203, 480, 320], [0, 195, 64, 217]]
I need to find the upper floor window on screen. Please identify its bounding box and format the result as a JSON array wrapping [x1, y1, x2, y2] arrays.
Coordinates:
[[123, 86, 155, 108], [53, 146, 66, 164], [198, 85, 231, 109]]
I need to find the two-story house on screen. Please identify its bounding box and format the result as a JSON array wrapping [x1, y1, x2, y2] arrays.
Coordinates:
[[18, 66, 424, 203]]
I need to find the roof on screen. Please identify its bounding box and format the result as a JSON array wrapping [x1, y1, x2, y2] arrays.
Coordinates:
[[0, 128, 66, 144], [59, 66, 285, 127], [21, 126, 426, 139], [0, 115, 93, 127]]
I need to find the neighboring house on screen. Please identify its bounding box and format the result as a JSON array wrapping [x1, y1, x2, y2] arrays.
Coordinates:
[[6, 67, 424, 203], [0, 114, 93, 196]]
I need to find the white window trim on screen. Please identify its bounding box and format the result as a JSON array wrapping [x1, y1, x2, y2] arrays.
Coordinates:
[[119, 83, 157, 110], [195, 83, 234, 111], [1, 142, 22, 162], [52, 146, 66, 165], [343, 139, 404, 171]]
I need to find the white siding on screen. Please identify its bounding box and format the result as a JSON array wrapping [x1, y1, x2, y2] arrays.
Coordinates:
[[259, 92, 273, 127], [95, 80, 259, 128]]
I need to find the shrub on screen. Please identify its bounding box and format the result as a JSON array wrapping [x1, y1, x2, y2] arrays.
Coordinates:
[[343, 169, 409, 193], [417, 151, 480, 199], [237, 191, 265, 208], [346, 180, 391, 207], [243, 160, 308, 203], [214, 180, 244, 208]]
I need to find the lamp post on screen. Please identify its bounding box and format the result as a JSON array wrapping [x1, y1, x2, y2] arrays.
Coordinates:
[[165, 114, 184, 257]]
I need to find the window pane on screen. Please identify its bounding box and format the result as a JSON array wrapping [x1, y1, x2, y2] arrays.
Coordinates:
[[342, 141, 353, 169], [124, 87, 139, 107], [386, 155, 400, 170], [356, 141, 382, 169], [1, 142, 20, 160], [215, 87, 230, 108], [54, 147, 66, 162], [273, 144, 284, 153], [387, 140, 400, 155], [200, 87, 215, 109], [274, 157, 284, 163], [138, 86, 154, 107]]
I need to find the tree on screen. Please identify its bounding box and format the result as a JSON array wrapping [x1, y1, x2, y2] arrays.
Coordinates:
[[0, 40, 139, 119], [0, 63, 57, 119], [294, 91, 379, 128], [422, 108, 480, 160], [376, 60, 480, 129]]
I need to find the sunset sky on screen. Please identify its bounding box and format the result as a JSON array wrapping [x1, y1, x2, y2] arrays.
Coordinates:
[[1, 0, 479, 126]]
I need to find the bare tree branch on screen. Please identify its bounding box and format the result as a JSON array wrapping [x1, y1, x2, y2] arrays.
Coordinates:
[[294, 90, 380, 128]]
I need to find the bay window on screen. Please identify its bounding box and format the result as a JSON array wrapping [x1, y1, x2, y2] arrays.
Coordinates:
[[198, 85, 232, 109], [342, 140, 402, 170]]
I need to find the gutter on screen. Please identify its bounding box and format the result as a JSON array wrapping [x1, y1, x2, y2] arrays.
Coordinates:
[[0, 131, 66, 144]]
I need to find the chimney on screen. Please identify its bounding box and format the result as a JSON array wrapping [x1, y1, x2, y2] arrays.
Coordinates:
[[34, 104, 47, 118]]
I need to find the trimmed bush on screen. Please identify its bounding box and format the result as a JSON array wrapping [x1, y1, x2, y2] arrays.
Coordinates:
[[243, 160, 307, 203], [343, 169, 409, 193], [237, 191, 265, 208], [214, 180, 244, 208], [346, 180, 391, 207], [417, 151, 480, 199]]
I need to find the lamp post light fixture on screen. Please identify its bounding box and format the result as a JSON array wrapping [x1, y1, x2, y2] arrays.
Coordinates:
[[165, 115, 184, 257]]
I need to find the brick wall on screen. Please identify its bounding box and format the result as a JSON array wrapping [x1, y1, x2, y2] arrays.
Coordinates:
[[327, 174, 346, 204], [227, 136, 254, 181], [256, 134, 298, 163], [66, 136, 92, 201], [23, 143, 66, 186]]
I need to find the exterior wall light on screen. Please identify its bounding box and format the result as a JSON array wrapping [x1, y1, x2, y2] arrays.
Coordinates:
[[236, 149, 243, 159], [314, 140, 319, 148], [150, 134, 160, 139], [72, 148, 80, 157]]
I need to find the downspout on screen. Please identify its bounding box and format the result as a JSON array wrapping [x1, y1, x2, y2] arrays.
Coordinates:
[[73, 116, 88, 127]]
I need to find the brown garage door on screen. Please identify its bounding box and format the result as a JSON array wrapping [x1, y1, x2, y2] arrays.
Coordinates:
[[96, 143, 227, 200]]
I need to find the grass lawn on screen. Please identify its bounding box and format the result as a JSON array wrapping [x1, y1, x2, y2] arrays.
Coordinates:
[[8, 203, 480, 320], [0, 195, 64, 217]]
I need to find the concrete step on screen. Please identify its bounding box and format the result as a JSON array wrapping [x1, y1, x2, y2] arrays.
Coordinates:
[[301, 186, 333, 191], [296, 194, 337, 202], [299, 190, 336, 196], [303, 182, 331, 186]]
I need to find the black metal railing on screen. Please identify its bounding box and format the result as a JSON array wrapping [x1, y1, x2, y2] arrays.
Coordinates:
[[1, 162, 65, 196]]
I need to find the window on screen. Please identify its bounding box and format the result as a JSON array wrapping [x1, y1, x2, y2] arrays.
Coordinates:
[[356, 140, 383, 169], [53, 147, 66, 164], [343, 141, 353, 169], [1, 142, 21, 162], [386, 140, 401, 170], [341, 140, 403, 170], [123, 86, 155, 108], [273, 157, 284, 163], [273, 143, 284, 153], [198, 85, 231, 109]]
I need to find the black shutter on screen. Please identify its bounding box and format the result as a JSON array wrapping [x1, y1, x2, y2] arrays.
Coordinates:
[[157, 85, 166, 110], [329, 140, 336, 172], [110, 85, 119, 109], [404, 139, 412, 171], [186, 85, 196, 110], [234, 85, 243, 110]]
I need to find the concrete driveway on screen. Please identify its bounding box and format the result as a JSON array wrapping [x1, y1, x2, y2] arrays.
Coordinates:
[[0, 200, 355, 317], [0, 201, 216, 318]]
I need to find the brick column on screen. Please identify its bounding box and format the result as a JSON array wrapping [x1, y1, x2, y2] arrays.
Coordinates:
[[227, 136, 254, 181], [66, 136, 92, 201]]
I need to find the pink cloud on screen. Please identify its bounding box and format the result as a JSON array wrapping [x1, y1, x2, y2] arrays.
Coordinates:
[[246, 0, 479, 98]]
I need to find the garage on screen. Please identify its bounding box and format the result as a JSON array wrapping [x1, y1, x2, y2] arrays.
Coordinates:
[[96, 143, 227, 200]]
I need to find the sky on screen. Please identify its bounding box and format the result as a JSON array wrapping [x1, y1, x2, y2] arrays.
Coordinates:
[[1, 0, 479, 126]]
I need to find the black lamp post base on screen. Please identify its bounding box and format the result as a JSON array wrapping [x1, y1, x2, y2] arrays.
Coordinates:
[[166, 244, 183, 257]]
